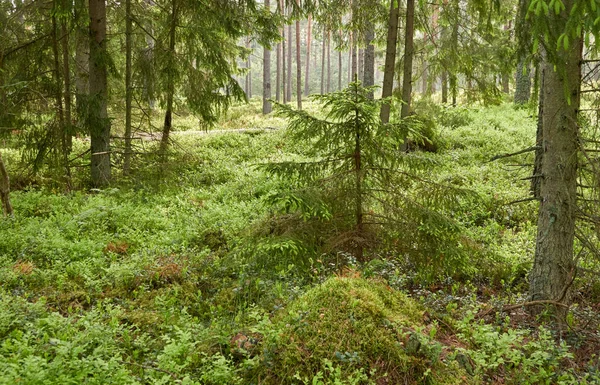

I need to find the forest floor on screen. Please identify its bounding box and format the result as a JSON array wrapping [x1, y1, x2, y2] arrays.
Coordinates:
[[1, 99, 600, 384]]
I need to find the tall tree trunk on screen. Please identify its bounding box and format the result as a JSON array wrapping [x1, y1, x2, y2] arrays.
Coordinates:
[[529, 3, 582, 314], [358, 48, 364, 82], [88, 0, 111, 186], [51, 6, 65, 130], [304, 14, 312, 96], [441, 71, 448, 103], [280, 0, 286, 103], [380, 0, 399, 123], [348, 31, 353, 83], [514, 59, 531, 104], [286, 18, 292, 102], [160, 0, 177, 154], [338, 30, 342, 90], [501, 72, 510, 94], [123, 0, 133, 174], [74, 0, 89, 120], [363, 26, 375, 98], [60, 3, 73, 162], [0, 153, 13, 217], [531, 60, 544, 200], [276, 23, 282, 102], [400, 0, 415, 119], [326, 30, 331, 93], [262, 0, 272, 114], [295, 12, 302, 109], [321, 29, 326, 94]]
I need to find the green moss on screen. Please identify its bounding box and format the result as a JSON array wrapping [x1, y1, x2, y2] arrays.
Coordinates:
[[259, 276, 469, 384]]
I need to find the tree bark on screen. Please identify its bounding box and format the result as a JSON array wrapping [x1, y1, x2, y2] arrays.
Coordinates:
[[321, 29, 326, 94], [88, 0, 111, 186], [123, 0, 133, 174], [295, 10, 302, 109], [60, 2, 73, 159], [400, 0, 415, 119], [304, 14, 312, 96], [276, 22, 282, 102], [363, 26, 375, 98], [287, 17, 292, 102], [160, 0, 177, 154], [358, 48, 364, 82], [262, 0, 272, 114], [280, 0, 286, 103], [0, 153, 13, 217], [530, 4, 582, 315], [380, 0, 399, 123], [514, 58, 531, 104], [531, 62, 544, 200], [348, 31, 353, 83], [326, 30, 331, 93], [441, 71, 448, 103], [74, 0, 89, 119], [338, 30, 342, 91]]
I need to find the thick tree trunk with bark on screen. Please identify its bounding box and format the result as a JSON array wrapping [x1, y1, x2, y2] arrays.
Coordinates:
[[348, 31, 353, 83], [380, 0, 399, 123], [358, 48, 364, 82], [124, 0, 133, 174], [0, 153, 13, 217], [531, 63, 544, 200], [304, 14, 312, 96], [262, 0, 272, 114], [276, 25, 282, 102], [514, 59, 531, 104], [530, 4, 582, 315], [160, 0, 177, 154], [400, 0, 414, 119], [88, 0, 111, 186]]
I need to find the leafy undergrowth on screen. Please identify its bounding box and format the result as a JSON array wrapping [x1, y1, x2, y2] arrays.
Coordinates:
[[1, 102, 600, 383]]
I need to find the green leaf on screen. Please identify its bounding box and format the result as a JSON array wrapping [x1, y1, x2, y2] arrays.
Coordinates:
[[592, 0, 597, 12], [563, 34, 569, 50]]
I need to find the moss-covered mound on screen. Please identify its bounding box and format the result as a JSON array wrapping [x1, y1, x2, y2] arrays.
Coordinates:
[[258, 276, 468, 384]]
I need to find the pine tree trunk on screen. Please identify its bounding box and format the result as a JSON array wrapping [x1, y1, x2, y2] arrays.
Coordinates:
[[501, 72, 510, 94], [88, 0, 111, 186], [280, 0, 286, 103], [262, 0, 272, 114], [0, 153, 13, 217], [441, 71, 448, 103], [295, 13, 302, 109], [380, 0, 399, 123], [304, 14, 312, 96], [276, 27, 282, 102], [123, 0, 133, 174], [60, 4, 72, 161], [400, 0, 414, 119], [514, 58, 531, 104], [348, 31, 353, 83], [51, 7, 65, 130], [358, 48, 364, 83], [287, 18, 292, 102], [363, 26, 375, 98], [338, 31, 342, 91], [74, 0, 89, 119], [321, 29, 326, 94], [326, 30, 331, 93], [530, 4, 582, 314], [160, 0, 177, 154], [531, 61, 544, 200]]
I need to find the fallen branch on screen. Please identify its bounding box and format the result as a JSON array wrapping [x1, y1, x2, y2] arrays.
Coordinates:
[[488, 146, 540, 162]]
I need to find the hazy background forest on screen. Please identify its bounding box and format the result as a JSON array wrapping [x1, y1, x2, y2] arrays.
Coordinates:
[[2, 0, 600, 383]]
